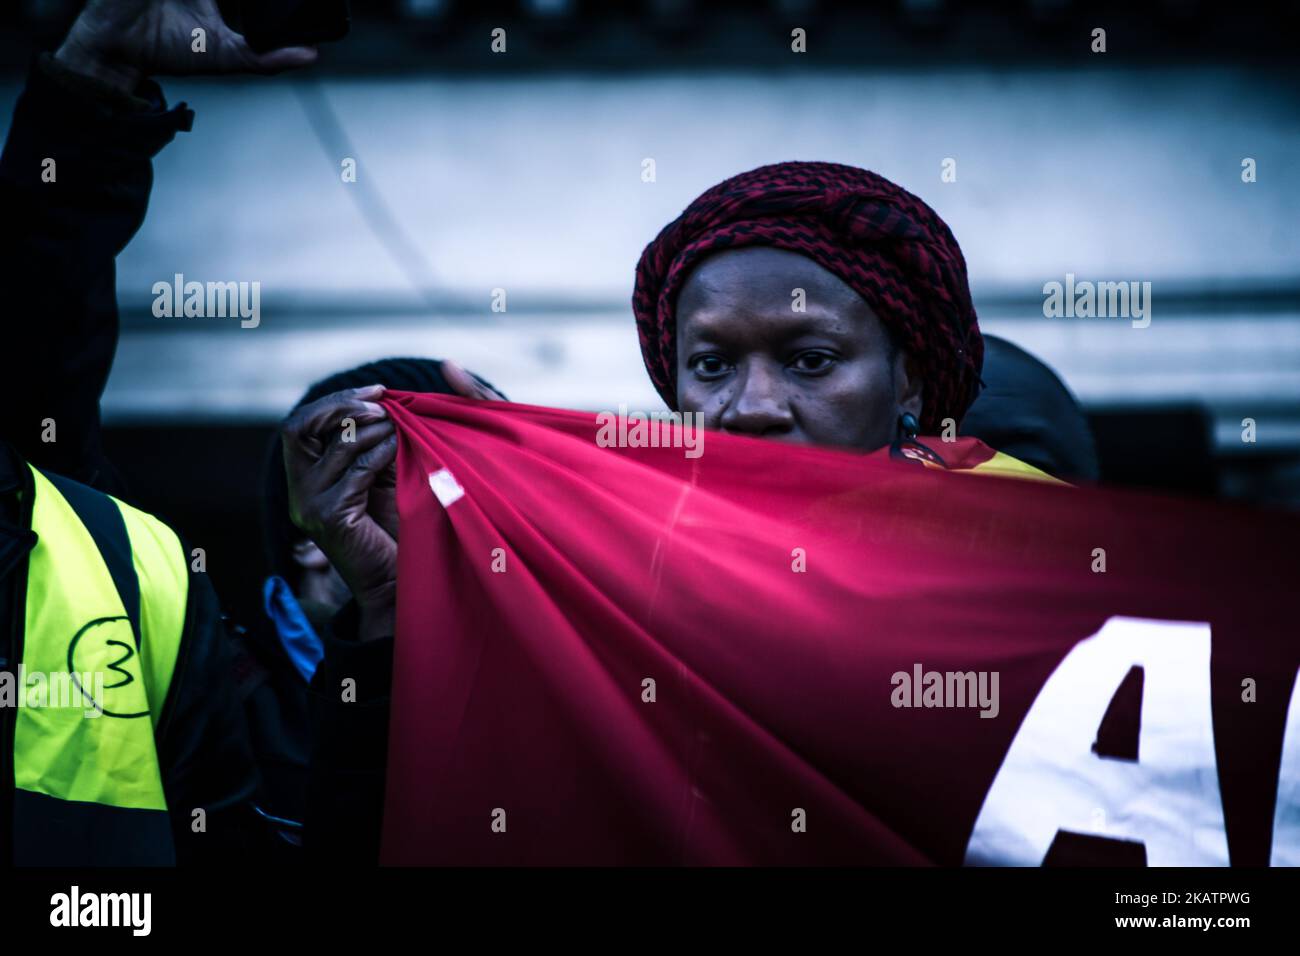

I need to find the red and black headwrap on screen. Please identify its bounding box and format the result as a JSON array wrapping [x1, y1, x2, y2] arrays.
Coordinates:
[[632, 161, 984, 433]]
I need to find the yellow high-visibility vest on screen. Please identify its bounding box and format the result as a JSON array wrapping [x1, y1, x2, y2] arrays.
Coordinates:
[[12, 464, 187, 865]]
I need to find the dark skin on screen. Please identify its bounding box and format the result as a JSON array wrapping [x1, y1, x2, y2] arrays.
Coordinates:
[[286, 364, 507, 625], [285, 253, 924, 639], [676, 246, 922, 450], [53, 0, 318, 96]]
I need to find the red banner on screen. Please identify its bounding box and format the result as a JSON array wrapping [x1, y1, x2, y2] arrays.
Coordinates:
[[380, 392, 1300, 866]]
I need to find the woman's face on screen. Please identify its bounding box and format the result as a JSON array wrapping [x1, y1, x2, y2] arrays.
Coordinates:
[[675, 247, 923, 451]]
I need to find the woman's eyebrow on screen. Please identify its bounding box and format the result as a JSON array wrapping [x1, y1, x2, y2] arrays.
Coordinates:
[[684, 312, 851, 344], [778, 317, 853, 339]]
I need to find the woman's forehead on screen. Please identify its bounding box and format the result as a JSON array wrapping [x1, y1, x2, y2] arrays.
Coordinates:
[[680, 246, 860, 302], [677, 248, 877, 343]]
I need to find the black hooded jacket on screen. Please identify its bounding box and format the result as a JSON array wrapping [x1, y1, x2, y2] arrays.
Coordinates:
[[0, 54, 404, 865], [0, 56, 273, 865]]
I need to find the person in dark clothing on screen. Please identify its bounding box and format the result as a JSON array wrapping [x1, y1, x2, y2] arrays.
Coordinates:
[[0, 0, 316, 864], [0, 439, 266, 865], [1, 0, 507, 864], [253, 358, 503, 853], [263, 359, 506, 656], [959, 334, 1100, 484], [3, 0, 317, 494]]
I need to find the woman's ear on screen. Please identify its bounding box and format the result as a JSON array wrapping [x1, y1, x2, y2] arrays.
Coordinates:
[[292, 538, 332, 572], [893, 350, 925, 422]]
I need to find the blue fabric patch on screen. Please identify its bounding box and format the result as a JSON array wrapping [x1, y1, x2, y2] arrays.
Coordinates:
[[263, 575, 324, 682]]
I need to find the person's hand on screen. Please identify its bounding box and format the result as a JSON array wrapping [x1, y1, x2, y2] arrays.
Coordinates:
[[55, 0, 318, 96], [282, 386, 397, 641], [441, 360, 507, 402]]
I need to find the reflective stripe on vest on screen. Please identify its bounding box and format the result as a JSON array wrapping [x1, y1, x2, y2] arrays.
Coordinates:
[[15, 465, 187, 814]]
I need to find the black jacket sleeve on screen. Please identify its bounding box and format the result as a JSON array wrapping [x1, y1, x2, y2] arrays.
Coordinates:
[[304, 602, 395, 864], [0, 61, 288, 863], [155, 566, 269, 864], [0, 55, 193, 494]]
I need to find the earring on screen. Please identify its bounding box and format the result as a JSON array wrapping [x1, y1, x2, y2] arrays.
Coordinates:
[[898, 411, 919, 440], [890, 411, 947, 468]]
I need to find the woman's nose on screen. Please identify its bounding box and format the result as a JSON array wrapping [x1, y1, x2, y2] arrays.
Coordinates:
[[719, 363, 796, 439]]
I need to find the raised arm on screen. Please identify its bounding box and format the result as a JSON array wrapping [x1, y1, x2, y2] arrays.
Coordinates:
[[0, 0, 316, 491]]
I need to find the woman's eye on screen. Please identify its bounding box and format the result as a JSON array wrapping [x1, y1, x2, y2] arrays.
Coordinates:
[[690, 355, 730, 378], [791, 351, 836, 374]]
